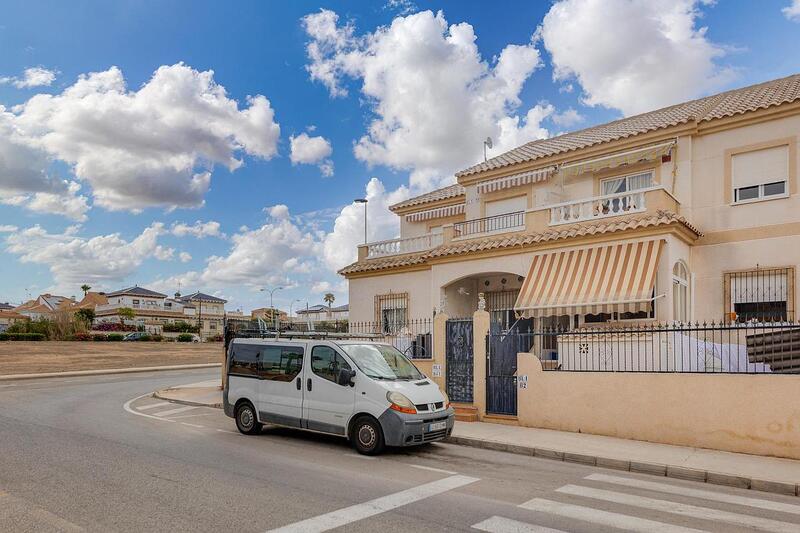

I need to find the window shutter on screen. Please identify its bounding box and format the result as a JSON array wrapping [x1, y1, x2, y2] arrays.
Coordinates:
[[732, 145, 789, 189]]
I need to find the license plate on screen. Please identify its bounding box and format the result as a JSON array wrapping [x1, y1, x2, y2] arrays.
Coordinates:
[[427, 421, 447, 432]]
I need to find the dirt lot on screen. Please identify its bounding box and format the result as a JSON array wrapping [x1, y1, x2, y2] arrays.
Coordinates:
[[0, 342, 223, 375]]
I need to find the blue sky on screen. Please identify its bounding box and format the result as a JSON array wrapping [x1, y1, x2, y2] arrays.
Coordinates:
[[1, 0, 799, 313]]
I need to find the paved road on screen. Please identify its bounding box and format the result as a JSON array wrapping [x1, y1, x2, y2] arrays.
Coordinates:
[[1, 369, 799, 532]]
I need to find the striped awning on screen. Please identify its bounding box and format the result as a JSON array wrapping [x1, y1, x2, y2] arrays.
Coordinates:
[[514, 239, 664, 318], [476, 166, 555, 194], [558, 141, 675, 179], [405, 203, 465, 222]]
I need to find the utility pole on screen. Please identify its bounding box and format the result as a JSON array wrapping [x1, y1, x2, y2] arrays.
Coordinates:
[[354, 198, 368, 244], [260, 286, 283, 330]]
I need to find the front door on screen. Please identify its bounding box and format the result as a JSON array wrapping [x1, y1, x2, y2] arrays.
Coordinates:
[[446, 319, 474, 403], [303, 345, 355, 435], [258, 344, 305, 428]]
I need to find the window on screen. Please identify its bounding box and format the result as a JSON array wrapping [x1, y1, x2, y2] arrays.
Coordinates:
[[259, 345, 304, 381], [601, 171, 653, 196], [484, 196, 527, 218], [311, 346, 352, 384], [229, 344, 260, 377], [673, 262, 690, 323], [375, 293, 408, 335], [132, 299, 139, 305], [732, 145, 789, 204], [724, 268, 794, 323], [340, 344, 423, 381], [164, 302, 172, 308], [209, 323, 216, 330]]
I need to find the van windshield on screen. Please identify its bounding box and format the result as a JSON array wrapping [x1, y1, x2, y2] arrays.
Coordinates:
[[340, 344, 424, 381]]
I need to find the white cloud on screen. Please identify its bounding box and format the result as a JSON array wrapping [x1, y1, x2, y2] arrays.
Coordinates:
[[289, 131, 334, 177], [311, 280, 332, 293], [179, 251, 192, 263], [0, 225, 17, 233], [13, 63, 281, 211], [170, 220, 224, 239], [323, 178, 409, 272], [302, 9, 549, 191], [784, 0, 800, 21], [20, 181, 90, 221], [551, 107, 585, 128], [265, 204, 290, 220], [0, 67, 57, 89], [153, 245, 175, 261], [540, 0, 734, 116], [4, 223, 166, 290]]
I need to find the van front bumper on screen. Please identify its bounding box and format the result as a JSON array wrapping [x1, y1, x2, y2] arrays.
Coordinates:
[[378, 407, 455, 447]]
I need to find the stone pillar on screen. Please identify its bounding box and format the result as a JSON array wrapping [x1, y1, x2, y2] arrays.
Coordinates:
[[432, 312, 448, 391], [472, 307, 490, 419]]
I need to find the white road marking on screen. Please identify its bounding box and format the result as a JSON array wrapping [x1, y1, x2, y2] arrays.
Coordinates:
[[169, 412, 217, 420], [268, 474, 479, 533], [407, 464, 458, 475], [180, 422, 205, 428], [344, 453, 375, 460], [586, 473, 800, 515], [216, 429, 239, 434], [123, 394, 176, 423], [520, 498, 705, 533], [472, 515, 568, 533], [135, 401, 172, 411], [154, 405, 197, 417], [556, 485, 797, 532]]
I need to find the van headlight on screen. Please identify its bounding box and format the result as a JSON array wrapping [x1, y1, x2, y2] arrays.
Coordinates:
[[386, 391, 417, 414], [442, 391, 451, 410]]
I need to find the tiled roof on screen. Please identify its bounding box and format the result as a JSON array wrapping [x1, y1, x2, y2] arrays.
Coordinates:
[[0, 310, 25, 320], [178, 291, 227, 303], [74, 292, 108, 309], [339, 211, 700, 275], [106, 286, 167, 298], [457, 73, 800, 178], [389, 184, 465, 212]]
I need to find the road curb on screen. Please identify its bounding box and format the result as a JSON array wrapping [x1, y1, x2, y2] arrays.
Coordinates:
[[445, 435, 800, 498], [0, 363, 221, 381], [152, 389, 223, 408]]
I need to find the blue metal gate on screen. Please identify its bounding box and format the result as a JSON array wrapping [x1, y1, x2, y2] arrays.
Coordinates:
[[486, 322, 534, 415], [445, 319, 473, 403]]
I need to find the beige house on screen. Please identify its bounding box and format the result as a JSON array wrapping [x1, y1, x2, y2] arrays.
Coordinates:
[[14, 294, 76, 320], [177, 292, 227, 338], [341, 73, 800, 330]]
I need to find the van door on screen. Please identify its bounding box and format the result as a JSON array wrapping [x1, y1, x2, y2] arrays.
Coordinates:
[[257, 344, 305, 428], [303, 344, 355, 435]]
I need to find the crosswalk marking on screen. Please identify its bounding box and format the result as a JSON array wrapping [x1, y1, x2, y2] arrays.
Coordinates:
[[585, 473, 800, 516], [519, 498, 705, 533], [135, 401, 171, 411], [472, 515, 568, 533], [556, 484, 798, 533], [153, 405, 197, 417], [268, 474, 479, 533]]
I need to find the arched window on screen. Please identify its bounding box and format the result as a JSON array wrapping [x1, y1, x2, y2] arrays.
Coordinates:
[[673, 262, 690, 323]]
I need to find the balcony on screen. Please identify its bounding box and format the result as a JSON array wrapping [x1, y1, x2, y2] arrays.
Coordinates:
[[363, 233, 443, 259], [453, 211, 525, 239], [548, 190, 647, 225]]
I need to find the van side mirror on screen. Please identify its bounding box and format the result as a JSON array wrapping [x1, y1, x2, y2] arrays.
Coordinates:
[[337, 368, 356, 387]]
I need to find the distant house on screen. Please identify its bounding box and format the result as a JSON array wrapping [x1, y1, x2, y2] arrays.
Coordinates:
[[95, 286, 197, 334], [0, 310, 25, 332], [14, 294, 76, 320], [176, 292, 227, 338], [0, 302, 14, 312], [251, 307, 288, 324], [295, 304, 349, 324], [73, 291, 108, 311]]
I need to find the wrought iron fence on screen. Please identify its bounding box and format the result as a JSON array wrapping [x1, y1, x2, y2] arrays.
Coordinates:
[[492, 322, 800, 373], [453, 211, 525, 238], [349, 318, 433, 359]]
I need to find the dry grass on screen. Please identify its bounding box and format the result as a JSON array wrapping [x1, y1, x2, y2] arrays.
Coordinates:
[[0, 341, 223, 375]]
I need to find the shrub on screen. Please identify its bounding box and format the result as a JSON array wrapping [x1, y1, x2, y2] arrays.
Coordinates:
[[106, 333, 124, 341], [0, 332, 46, 341], [177, 333, 194, 343], [94, 322, 136, 332], [150, 334, 163, 342], [92, 334, 108, 341], [73, 332, 93, 341], [207, 334, 223, 342], [163, 321, 200, 333]]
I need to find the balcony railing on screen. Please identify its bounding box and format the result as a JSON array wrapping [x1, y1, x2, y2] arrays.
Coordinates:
[[366, 233, 443, 259], [453, 211, 525, 238], [549, 190, 646, 226]]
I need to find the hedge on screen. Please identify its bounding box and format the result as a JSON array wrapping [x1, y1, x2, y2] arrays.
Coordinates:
[[0, 332, 46, 341], [177, 333, 195, 342], [107, 333, 124, 341]]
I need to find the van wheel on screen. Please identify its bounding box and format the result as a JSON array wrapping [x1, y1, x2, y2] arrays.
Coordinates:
[[235, 402, 262, 435], [352, 416, 384, 455]]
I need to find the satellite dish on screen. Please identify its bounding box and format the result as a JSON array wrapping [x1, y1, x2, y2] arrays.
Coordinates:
[[485, 137, 493, 149]]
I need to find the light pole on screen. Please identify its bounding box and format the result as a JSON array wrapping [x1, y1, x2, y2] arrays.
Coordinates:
[[289, 298, 302, 325], [354, 198, 368, 244], [260, 286, 283, 330]]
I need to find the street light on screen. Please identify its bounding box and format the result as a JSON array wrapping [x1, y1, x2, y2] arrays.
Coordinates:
[[259, 286, 283, 330], [354, 198, 368, 244], [289, 298, 302, 324]]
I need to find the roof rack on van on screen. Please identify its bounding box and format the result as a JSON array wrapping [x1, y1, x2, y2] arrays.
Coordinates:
[[228, 329, 384, 341]]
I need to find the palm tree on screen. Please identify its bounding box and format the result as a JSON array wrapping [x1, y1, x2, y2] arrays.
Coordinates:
[[80, 284, 91, 297], [323, 293, 335, 317]]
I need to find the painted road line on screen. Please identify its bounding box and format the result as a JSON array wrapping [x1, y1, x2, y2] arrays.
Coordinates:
[[123, 393, 177, 423], [556, 485, 797, 533], [153, 405, 198, 418], [168, 412, 217, 420], [407, 464, 458, 475], [519, 498, 705, 533], [472, 515, 568, 533], [585, 473, 800, 515], [135, 401, 172, 411], [268, 474, 479, 533], [344, 453, 375, 460], [180, 422, 205, 428]]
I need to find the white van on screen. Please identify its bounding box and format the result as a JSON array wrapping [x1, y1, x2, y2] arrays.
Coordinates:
[[223, 337, 455, 455]]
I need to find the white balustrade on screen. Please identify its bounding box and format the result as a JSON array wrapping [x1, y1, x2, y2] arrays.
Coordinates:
[[549, 190, 646, 226], [366, 233, 443, 258]]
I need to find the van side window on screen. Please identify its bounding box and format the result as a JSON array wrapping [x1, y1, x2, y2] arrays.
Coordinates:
[[311, 346, 351, 384], [229, 344, 260, 377], [259, 346, 303, 382]]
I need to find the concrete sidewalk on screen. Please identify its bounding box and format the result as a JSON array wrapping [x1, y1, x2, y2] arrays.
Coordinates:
[[155, 381, 800, 497]]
